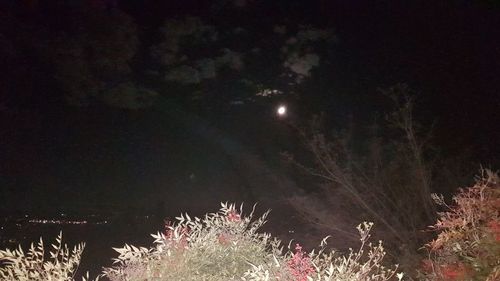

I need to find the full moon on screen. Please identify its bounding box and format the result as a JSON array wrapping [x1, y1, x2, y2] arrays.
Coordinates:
[[277, 105, 287, 116]]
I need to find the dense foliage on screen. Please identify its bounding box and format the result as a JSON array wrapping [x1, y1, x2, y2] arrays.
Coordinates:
[[420, 170, 500, 281]]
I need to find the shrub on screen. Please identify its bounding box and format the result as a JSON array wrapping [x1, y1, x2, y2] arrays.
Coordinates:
[[102, 203, 281, 280], [245, 221, 403, 281], [420, 170, 500, 281], [102, 203, 403, 281], [0, 231, 93, 281]]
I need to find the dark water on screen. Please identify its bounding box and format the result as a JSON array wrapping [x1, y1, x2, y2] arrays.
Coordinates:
[[0, 211, 163, 278]]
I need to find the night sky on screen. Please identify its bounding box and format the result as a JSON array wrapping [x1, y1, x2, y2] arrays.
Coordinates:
[[0, 0, 499, 277]]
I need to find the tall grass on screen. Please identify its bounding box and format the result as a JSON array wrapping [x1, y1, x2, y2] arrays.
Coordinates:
[[0, 232, 92, 281]]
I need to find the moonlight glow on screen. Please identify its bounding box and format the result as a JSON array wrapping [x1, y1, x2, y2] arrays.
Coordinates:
[[277, 105, 287, 116]]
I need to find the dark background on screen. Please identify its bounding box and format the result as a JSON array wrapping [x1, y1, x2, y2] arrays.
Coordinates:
[[0, 0, 499, 277]]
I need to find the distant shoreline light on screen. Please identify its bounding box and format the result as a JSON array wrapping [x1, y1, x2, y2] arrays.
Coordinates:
[[27, 219, 109, 225]]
